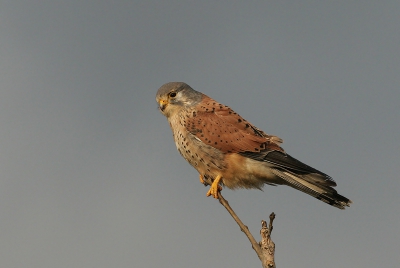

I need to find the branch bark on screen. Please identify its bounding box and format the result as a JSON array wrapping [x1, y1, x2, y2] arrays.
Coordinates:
[[260, 213, 276, 268], [202, 175, 276, 268]]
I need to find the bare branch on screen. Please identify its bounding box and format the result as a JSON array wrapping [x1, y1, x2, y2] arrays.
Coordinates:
[[202, 175, 277, 268], [260, 213, 276, 268]]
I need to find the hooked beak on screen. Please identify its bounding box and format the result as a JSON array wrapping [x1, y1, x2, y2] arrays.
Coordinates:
[[158, 99, 168, 112]]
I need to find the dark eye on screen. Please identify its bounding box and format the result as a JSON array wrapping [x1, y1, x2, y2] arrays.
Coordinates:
[[169, 92, 177, 98]]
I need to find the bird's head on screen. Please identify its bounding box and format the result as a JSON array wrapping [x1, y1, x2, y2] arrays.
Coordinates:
[[156, 82, 202, 118]]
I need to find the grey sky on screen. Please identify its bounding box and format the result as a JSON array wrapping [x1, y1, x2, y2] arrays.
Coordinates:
[[1, 1, 399, 267]]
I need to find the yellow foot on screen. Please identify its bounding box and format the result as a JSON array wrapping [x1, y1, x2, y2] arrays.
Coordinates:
[[206, 175, 223, 199]]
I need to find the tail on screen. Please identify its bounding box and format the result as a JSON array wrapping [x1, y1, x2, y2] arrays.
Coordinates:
[[271, 168, 352, 209]]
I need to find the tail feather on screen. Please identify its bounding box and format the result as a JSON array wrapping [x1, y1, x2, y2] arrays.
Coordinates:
[[271, 168, 352, 209]]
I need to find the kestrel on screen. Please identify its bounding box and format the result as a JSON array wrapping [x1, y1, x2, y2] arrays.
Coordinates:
[[156, 82, 351, 209]]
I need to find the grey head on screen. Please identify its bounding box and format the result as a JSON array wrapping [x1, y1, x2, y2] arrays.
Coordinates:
[[156, 82, 203, 118]]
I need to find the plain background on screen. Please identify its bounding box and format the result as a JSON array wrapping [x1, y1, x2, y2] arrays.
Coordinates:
[[1, 1, 399, 267]]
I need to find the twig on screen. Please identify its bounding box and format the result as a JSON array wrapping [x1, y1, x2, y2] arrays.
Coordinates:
[[260, 213, 276, 268], [202, 175, 276, 268]]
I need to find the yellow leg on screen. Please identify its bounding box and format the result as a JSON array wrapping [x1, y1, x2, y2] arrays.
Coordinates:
[[199, 174, 205, 184], [206, 175, 223, 199]]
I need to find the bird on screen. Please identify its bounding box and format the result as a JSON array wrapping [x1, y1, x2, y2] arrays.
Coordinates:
[[156, 82, 351, 209]]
